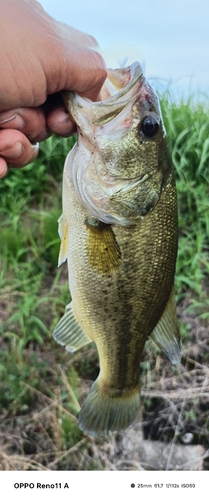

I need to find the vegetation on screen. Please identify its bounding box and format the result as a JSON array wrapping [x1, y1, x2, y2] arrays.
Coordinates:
[[0, 95, 208, 470]]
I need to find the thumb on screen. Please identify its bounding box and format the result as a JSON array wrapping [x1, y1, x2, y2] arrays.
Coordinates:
[[44, 38, 107, 102]]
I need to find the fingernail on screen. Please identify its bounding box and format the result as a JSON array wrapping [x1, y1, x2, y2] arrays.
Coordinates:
[[0, 111, 25, 129], [1, 141, 24, 159], [31, 142, 39, 157], [0, 111, 17, 125]]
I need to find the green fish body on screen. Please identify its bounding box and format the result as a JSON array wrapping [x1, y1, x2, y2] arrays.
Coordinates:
[[53, 63, 181, 437]]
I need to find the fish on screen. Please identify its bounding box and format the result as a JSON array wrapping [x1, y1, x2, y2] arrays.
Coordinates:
[[53, 62, 181, 438]]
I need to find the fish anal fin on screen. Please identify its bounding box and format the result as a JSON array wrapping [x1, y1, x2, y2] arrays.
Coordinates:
[[85, 218, 121, 275], [53, 302, 92, 352], [150, 287, 182, 365], [58, 214, 69, 266]]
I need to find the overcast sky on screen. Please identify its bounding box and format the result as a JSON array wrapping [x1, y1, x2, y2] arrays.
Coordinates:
[[40, 0, 209, 101]]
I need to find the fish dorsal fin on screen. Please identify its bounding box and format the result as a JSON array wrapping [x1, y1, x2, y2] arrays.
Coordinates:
[[85, 218, 121, 275], [53, 302, 92, 352], [150, 287, 182, 365], [58, 214, 69, 266]]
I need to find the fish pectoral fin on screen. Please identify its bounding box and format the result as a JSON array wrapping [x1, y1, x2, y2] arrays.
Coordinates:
[[58, 214, 69, 266], [85, 218, 121, 275], [150, 287, 182, 365], [53, 302, 92, 352]]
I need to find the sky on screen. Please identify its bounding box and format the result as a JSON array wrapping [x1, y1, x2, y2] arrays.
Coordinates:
[[40, 0, 209, 101]]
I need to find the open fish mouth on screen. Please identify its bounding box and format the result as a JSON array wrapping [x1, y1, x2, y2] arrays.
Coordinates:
[[64, 62, 144, 116]]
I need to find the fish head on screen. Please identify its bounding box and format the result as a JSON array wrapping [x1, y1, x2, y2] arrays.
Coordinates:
[[63, 62, 172, 225]]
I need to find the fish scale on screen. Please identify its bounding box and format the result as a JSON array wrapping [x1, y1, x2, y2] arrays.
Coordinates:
[[53, 62, 181, 437]]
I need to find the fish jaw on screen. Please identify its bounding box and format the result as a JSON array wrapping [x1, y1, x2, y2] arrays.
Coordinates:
[[62, 62, 170, 226]]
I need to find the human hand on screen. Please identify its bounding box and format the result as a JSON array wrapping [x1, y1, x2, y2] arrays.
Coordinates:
[[0, 0, 106, 177]]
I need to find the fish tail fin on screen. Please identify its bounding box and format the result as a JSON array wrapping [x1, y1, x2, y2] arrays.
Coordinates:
[[78, 379, 140, 438]]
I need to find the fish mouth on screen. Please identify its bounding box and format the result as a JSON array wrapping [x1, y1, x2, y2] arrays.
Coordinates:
[[101, 63, 143, 99], [63, 62, 145, 127], [95, 62, 144, 113]]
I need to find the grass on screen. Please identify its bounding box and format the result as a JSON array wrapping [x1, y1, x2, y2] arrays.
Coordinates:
[[0, 94, 209, 470], [162, 94, 209, 308]]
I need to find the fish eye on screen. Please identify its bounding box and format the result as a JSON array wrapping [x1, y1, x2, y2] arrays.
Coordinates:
[[140, 116, 159, 138]]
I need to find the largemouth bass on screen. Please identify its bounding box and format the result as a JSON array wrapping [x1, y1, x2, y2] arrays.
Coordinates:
[[53, 62, 181, 438]]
